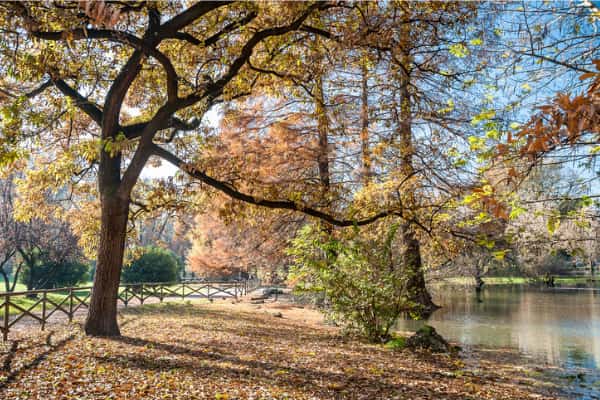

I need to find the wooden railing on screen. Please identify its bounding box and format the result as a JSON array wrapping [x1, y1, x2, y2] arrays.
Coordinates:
[[0, 279, 261, 341]]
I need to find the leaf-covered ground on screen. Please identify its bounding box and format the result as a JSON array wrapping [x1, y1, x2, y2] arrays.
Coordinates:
[[0, 300, 564, 399]]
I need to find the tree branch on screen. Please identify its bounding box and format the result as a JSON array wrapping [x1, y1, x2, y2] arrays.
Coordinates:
[[203, 2, 333, 101], [157, 2, 233, 40], [150, 144, 395, 227], [52, 79, 103, 125], [204, 10, 259, 47]]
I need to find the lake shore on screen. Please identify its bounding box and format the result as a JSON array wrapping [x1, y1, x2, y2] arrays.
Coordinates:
[[0, 299, 567, 399], [431, 276, 600, 287]]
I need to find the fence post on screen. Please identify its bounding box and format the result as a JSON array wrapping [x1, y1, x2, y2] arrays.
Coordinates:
[[3, 293, 9, 341], [41, 291, 47, 331], [140, 283, 144, 305], [160, 285, 164, 303], [68, 288, 74, 322], [182, 282, 185, 301]]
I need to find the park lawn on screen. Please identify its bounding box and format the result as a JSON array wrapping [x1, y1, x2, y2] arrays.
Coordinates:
[[0, 283, 93, 316], [0, 301, 563, 399]]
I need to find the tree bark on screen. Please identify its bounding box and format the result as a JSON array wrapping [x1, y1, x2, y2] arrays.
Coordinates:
[[400, 221, 437, 315], [396, 17, 437, 317], [0, 270, 9, 293], [315, 74, 330, 191], [360, 58, 371, 184], [84, 196, 129, 336]]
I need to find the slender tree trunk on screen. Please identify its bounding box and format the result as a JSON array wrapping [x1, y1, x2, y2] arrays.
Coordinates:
[[360, 58, 371, 184], [314, 73, 334, 237], [1, 270, 9, 293], [0, 252, 13, 292], [18, 249, 37, 297], [396, 19, 437, 317], [475, 258, 485, 303], [84, 196, 129, 336], [9, 262, 23, 292], [315, 74, 330, 192]]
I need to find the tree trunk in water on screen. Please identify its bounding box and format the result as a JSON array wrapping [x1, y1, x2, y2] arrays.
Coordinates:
[[401, 222, 438, 316], [84, 197, 129, 336]]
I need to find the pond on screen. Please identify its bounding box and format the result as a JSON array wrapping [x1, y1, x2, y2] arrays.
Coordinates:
[[395, 285, 600, 399]]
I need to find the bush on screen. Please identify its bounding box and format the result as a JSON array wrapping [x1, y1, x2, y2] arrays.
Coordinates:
[[122, 247, 180, 284], [20, 260, 90, 289], [384, 336, 407, 350], [287, 223, 416, 343]]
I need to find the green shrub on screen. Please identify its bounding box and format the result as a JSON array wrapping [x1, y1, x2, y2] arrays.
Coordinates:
[[384, 336, 407, 350], [122, 247, 179, 284], [20, 260, 90, 289], [287, 222, 416, 343]]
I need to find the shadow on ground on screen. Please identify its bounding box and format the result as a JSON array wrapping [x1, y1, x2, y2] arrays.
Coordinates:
[[0, 302, 562, 399]]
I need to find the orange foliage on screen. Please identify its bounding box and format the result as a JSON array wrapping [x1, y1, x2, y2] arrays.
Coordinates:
[[518, 60, 600, 158]]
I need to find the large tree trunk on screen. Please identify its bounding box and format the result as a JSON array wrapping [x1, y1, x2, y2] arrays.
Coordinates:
[[401, 222, 437, 315], [84, 196, 129, 336]]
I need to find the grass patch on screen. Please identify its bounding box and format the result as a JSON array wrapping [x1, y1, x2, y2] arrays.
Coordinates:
[[384, 336, 406, 350]]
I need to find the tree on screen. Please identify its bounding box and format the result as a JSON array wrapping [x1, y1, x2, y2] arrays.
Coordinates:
[[2, 2, 408, 336], [0, 175, 20, 291], [16, 214, 83, 291], [0, 174, 84, 291]]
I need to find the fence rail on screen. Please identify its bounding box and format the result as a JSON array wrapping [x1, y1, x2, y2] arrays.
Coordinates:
[[0, 279, 261, 341]]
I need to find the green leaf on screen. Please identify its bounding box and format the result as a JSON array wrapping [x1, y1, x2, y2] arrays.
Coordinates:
[[468, 136, 486, 151], [547, 216, 560, 235], [493, 250, 509, 260], [449, 43, 469, 58], [509, 122, 521, 130], [471, 109, 496, 125], [509, 205, 526, 220]]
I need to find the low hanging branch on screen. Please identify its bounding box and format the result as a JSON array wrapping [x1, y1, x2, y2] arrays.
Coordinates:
[[150, 144, 395, 227]]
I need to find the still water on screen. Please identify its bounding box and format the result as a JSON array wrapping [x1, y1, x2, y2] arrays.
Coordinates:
[[395, 286, 600, 398]]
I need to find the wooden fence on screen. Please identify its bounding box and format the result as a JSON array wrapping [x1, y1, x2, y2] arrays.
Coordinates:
[[0, 279, 261, 341]]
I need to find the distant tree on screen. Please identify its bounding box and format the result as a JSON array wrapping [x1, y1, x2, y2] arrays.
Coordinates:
[[122, 247, 179, 284], [0, 176, 20, 291], [1, 174, 84, 291], [187, 204, 300, 281], [16, 216, 83, 291]]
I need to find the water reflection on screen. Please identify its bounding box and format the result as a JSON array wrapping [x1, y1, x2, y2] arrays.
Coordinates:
[[395, 286, 600, 369]]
